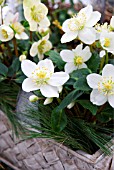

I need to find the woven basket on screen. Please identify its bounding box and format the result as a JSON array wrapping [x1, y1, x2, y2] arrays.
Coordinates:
[[0, 110, 113, 170]]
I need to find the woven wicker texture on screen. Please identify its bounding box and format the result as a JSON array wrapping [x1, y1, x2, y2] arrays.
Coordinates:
[[0, 110, 113, 170]]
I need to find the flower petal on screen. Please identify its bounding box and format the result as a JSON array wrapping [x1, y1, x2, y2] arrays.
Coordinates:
[[60, 50, 74, 62], [80, 5, 93, 21], [110, 16, 114, 28], [72, 44, 83, 56], [90, 89, 107, 106], [48, 72, 69, 86], [29, 20, 38, 31], [87, 74, 102, 89], [86, 11, 101, 27], [21, 60, 37, 77], [102, 64, 114, 80], [62, 19, 71, 32], [78, 63, 87, 69], [65, 62, 77, 74], [37, 59, 54, 73], [38, 51, 44, 60], [78, 27, 96, 44], [40, 84, 59, 98], [22, 78, 40, 92], [61, 31, 78, 43], [81, 46, 91, 61], [30, 42, 39, 57], [39, 16, 50, 28], [108, 95, 114, 108], [15, 32, 29, 40]]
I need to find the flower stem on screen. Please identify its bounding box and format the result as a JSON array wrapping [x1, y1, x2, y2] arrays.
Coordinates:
[[6, 42, 12, 59], [1, 5, 3, 24], [30, 31, 32, 42], [99, 55, 105, 72], [105, 50, 108, 64], [13, 37, 18, 57]]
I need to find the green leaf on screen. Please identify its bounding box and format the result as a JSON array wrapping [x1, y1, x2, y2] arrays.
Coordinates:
[[86, 53, 100, 72], [65, 78, 75, 86], [96, 106, 113, 123], [77, 100, 98, 115], [109, 59, 114, 65], [21, 20, 29, 28], [73, 77, 91, 91], [45, 50, 65, 70], [51, 110, 67, 132], [71, 68, 91, 80], [11, 58, 20, 72], [0, 63, 8, 76], [57, 90, 83, 110], [96, 112, 112, 123], [8, 66, 15, 77], [14, 75, 26, 83]]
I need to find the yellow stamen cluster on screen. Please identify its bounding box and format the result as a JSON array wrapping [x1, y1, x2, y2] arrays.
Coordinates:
[[2, 29, 8, 39], [74, 56, 83, 66], [31, 6, 44, 23], [68, 12, 86, 32], [98, 77, 114, 95], [104, 38, 111, 47], [38, 40, 51, 54], [38, 40, 47, 53], [32, 67, 51, 85]]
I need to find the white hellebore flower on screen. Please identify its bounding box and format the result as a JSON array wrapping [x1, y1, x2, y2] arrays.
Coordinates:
[[61, 5, 101, 44], [100, 31, 114, 54], [0, 25, 14, 42], [87, 64, 114, 108], [23, 0, 50, 31], [30, 34, 52, 60], [4, 12, 29, 40], [21, 59, 69, 98], [60, 44, 92, 74]]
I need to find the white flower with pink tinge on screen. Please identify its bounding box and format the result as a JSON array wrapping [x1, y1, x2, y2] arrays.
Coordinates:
[[21, 59, 69, 98], [4, 12, 29, 40], [87, 64, 114, 108]]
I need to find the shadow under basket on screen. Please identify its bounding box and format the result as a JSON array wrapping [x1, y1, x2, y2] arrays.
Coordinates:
[[0, 110, 114, 170]]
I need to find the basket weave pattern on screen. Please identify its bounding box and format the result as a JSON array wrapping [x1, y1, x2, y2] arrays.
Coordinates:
[[0, 110, 113, 170]]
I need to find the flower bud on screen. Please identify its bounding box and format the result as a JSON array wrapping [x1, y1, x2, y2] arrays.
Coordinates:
[[67, 102, 75, 109], [58, 86, 63, 93], [99, 50, 106, 58], [19, 54, 26, 61], [29, 95, 39, 102], [44, 98, 53, 105]]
